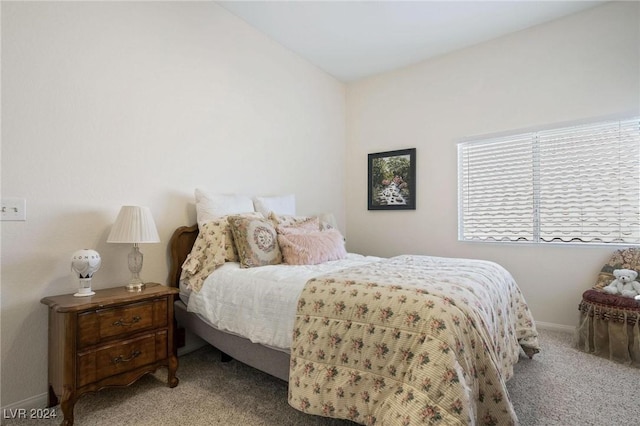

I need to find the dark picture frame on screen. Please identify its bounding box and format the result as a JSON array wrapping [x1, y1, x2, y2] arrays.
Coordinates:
[[368, 148, 416, 210]]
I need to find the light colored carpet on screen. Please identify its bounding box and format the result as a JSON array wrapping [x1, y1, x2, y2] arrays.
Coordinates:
[[506, 329, 639, 425], [3, 329, 638, 425]]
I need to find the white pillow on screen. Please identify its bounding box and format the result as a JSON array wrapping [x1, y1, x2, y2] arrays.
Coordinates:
[[195, 188, 254, 227], [253, 194, 296, 218]]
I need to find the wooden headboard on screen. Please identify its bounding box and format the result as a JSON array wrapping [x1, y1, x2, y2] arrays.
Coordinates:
[[167, 224, 199, 288]]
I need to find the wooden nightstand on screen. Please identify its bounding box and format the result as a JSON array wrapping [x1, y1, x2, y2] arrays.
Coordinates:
[[41, 283, 180, 426]]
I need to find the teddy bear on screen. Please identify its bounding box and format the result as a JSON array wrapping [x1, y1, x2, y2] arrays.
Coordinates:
[[603, 268, 640, 298]]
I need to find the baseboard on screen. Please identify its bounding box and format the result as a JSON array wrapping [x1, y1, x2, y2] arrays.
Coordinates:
[[1, 392, 48, 413], [536, 321, 576, 333]]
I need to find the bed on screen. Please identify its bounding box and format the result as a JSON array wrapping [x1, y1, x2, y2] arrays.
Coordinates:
[[167, 208, 540, 425]]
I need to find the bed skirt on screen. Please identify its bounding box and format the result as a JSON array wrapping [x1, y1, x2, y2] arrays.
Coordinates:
[[174, 300, 291, 381], [576, 291, 640, 367]]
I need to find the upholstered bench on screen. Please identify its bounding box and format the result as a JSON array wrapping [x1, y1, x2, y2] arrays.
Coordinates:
[[576, 248, 640, 366]]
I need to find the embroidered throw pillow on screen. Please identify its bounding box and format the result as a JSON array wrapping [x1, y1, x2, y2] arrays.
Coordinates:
[[229, 216, 282, 268], [180, 212, 265, 291], [217, 212, 263, 262], [278, 229, 347, 265]]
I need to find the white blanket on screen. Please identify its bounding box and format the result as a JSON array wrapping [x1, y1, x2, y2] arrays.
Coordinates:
[[186, 254, 382, 350]]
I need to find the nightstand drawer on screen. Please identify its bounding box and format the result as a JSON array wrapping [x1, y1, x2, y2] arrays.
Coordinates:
[[77, 299, 167, 348], [76, 331, 167, 387]]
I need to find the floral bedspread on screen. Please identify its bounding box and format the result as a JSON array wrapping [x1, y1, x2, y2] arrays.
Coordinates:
[[288, 255, 539, 425]]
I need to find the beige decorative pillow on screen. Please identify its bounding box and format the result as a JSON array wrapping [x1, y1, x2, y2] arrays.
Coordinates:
[[317, 212, 338, 231], [276, 216, 320, 235], [270, 211, 339, 232], [229, 216, 282, 268], [217, 212, 264, 262], [180, 221, 227, 292], [180, 212, 264, 291], [270, 212, 317, 228]]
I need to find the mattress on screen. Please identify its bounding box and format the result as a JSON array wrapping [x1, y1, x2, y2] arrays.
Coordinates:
[[186, 253, 382, 350]]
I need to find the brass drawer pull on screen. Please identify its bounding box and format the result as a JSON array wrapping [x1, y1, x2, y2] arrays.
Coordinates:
[[112, 350, 141, 364], [112, 316, 142, 327]]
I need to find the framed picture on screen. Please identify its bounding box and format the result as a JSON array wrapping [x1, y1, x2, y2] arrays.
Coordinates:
[[368, 148, 416, 210]]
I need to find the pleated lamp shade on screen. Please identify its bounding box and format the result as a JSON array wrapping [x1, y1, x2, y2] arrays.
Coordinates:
[[107, 206, 160, 244]]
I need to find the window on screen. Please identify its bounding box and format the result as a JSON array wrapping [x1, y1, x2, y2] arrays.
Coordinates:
[[458, 117, 640, 244]]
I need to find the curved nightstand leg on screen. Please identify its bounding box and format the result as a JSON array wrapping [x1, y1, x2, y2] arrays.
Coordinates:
[[60, 387, 75, 426], [168, 354, 179, 388]]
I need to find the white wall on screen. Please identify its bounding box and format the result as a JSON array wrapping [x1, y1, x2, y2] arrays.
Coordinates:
[[346, 2, 640, 329], [0, 2, 345, 408]]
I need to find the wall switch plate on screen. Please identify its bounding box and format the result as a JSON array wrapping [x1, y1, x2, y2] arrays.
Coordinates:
[[1, 198, 26, 221]]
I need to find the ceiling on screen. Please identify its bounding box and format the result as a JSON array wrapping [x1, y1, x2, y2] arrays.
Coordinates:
[[218, 1, 606, 82]]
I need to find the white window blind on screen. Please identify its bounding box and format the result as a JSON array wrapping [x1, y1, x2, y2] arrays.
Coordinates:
[[458, 117, 640, 244]]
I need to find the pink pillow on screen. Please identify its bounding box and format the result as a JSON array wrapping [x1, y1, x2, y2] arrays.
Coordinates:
[[278, 229, 346, 265]]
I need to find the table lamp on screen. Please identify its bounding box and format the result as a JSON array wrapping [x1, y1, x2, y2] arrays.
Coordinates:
[[107, 206, 160, 292]]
